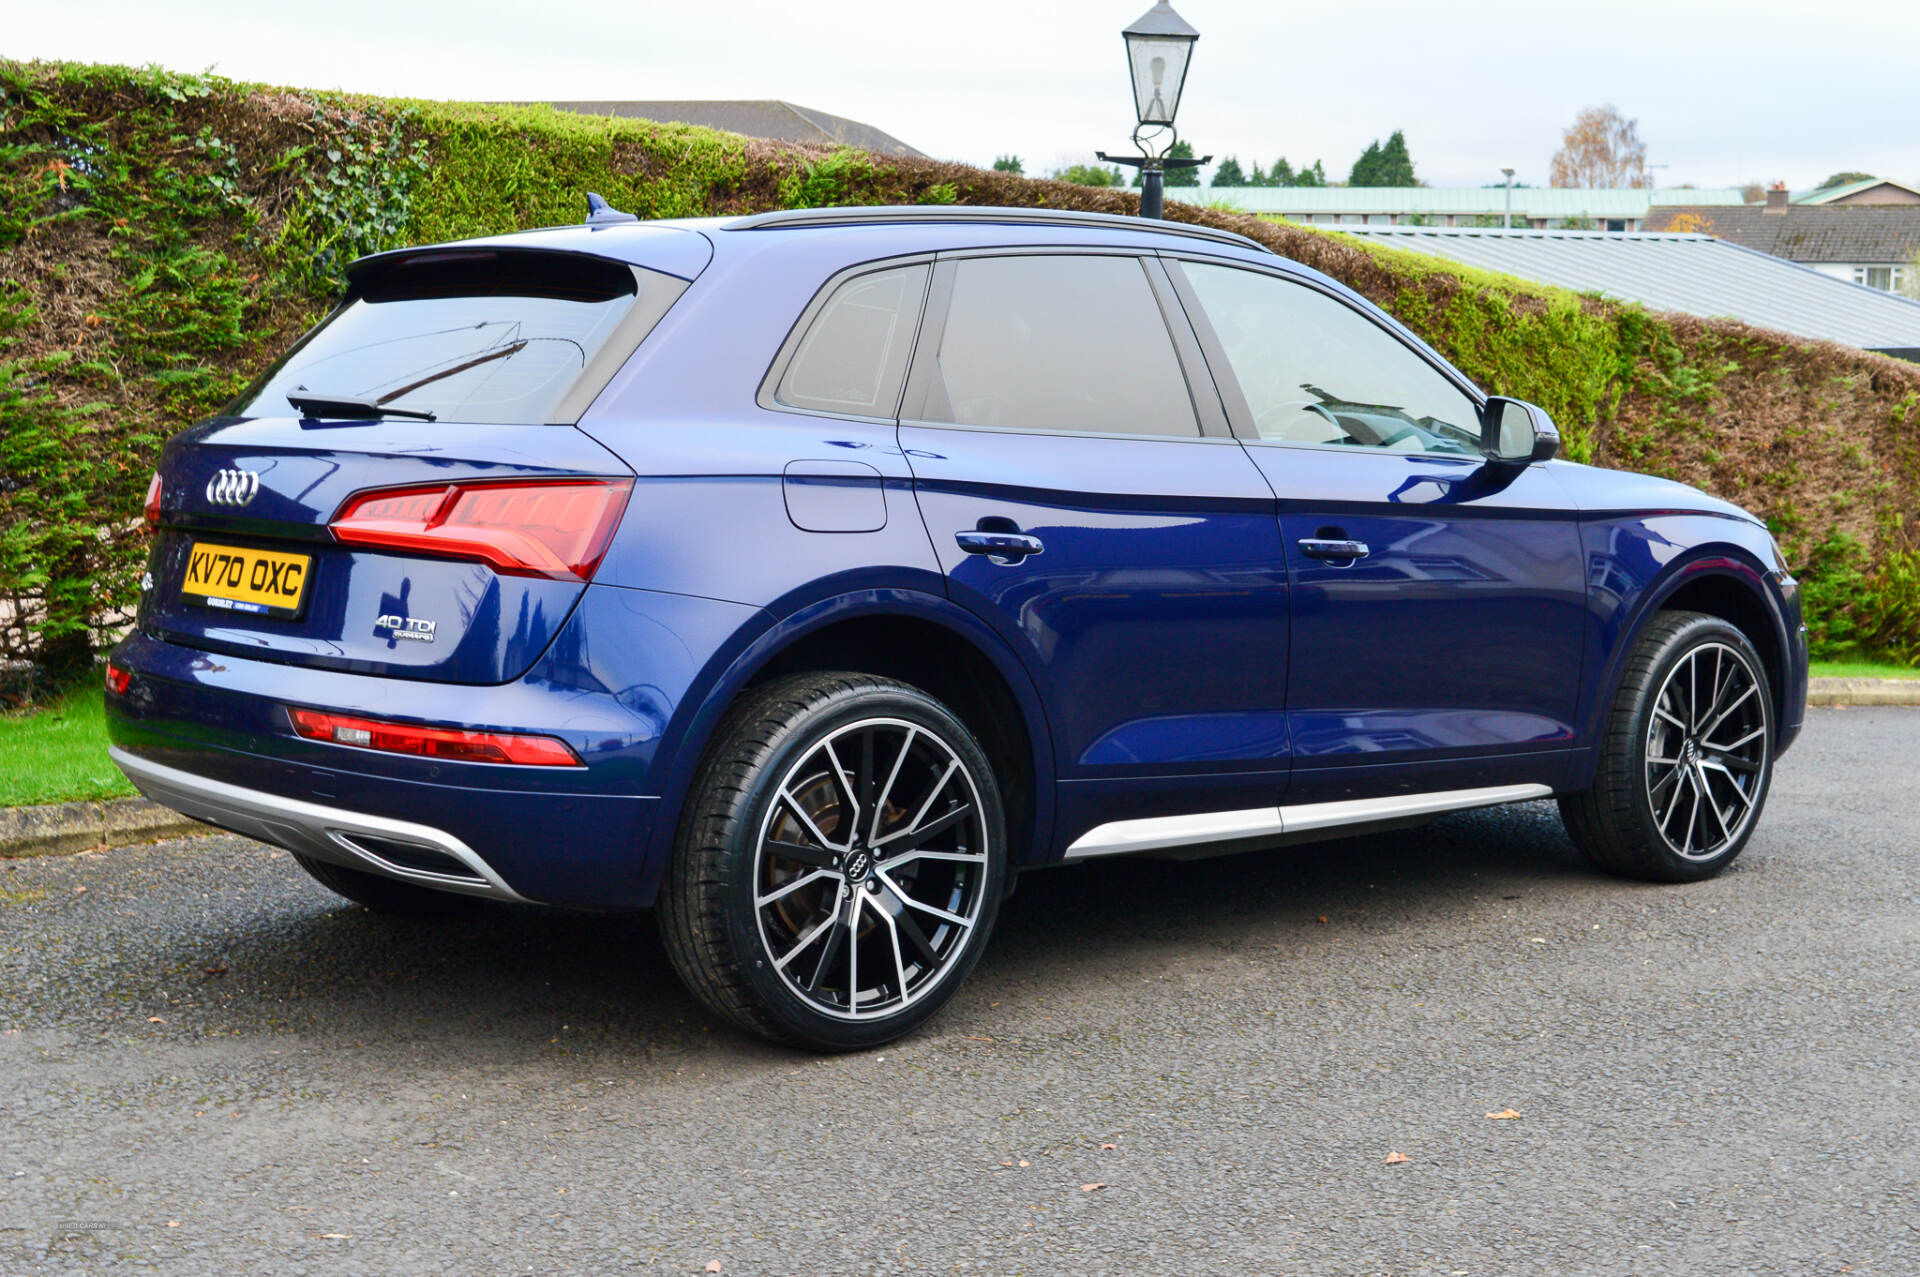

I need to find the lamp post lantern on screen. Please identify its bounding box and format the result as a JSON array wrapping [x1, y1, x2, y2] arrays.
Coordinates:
[[1097, 1, 1209, 219]]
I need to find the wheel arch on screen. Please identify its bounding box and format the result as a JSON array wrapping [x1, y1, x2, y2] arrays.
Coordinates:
[[638, 588, 1057, 903], [1587, 545, 1796, 770]]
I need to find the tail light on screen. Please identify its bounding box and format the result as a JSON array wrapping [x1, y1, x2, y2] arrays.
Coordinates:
[[143, 473, 163, 527], [329, 478, 632, 581], [288, 707, 582, 766], [106, 662, 132, 696]]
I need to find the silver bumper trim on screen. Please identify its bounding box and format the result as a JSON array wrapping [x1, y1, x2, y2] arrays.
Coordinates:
[[108, 746, 526, 901], [1063, 782, 1554, 860]]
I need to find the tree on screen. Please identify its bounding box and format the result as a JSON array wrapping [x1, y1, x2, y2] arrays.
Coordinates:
[[992, 155, 1023, 175], [1549, 105, 1649, 188], [1054, 163, 1124, 188], [1212, 156, 1246, 187], [1818, 170, 1875, 190], [1349, 131, 1416, 187], [1295, 159, 1327, 188], [1267, 157, 1295, 187], [1348, 140, 1383, 186], [1375, 130, 1417, 186]]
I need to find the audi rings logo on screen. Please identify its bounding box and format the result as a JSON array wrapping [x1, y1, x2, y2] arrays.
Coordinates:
[[205, 468, 261, 507]]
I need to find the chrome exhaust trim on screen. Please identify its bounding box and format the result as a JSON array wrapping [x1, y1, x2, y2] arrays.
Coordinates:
[[109, 747, 526, 901]]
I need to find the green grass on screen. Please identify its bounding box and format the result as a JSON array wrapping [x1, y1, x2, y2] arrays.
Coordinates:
[[0, 683, 133, 806], [1810, 659, 1920, 680]]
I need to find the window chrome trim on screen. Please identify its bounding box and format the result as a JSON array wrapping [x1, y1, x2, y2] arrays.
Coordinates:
[[1062, 783, 1553, 859]]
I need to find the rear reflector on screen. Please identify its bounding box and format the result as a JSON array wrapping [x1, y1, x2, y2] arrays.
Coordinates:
[[143, 473, 162, 527], [106, 662, 132, 696], [288, 707, 582, 767], [330, 478, 632, 581]]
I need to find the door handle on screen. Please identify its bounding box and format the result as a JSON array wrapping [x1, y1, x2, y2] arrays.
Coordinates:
[[955, 530, 1044, 560], [1298, 537, 1370, 561]]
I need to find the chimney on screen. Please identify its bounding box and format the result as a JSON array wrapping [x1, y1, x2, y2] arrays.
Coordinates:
[[1765, 182, 1789, 214]]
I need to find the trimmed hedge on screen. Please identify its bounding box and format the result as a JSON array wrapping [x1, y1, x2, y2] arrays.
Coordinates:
[[3, 59, 1918, 685]]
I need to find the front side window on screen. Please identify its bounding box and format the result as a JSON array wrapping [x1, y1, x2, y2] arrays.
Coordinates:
[[1180, 261, 1481, 456], [924, 255, 1198, 437], [234, 251, 665, 425], [776, 264, 929, 416]]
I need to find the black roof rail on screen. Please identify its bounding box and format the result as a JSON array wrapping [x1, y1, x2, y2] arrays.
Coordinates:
[[722, 205, 1270, 253]]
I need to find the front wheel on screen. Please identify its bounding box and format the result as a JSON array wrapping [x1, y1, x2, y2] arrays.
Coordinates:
[[659, 673, 1007, 1051], [1560, 611, 1775, 882]]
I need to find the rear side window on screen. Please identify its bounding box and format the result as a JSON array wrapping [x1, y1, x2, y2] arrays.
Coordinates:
[[776, 264, 929, 417], [231, 251, 677, 425], [924, 255, 1198, 436]]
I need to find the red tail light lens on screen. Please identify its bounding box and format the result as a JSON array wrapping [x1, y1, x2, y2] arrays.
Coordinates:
[[288, 707, 582, 767], [143, 473, 163, 527], [105, 662, 133, 696], [330, 479, 632, 581]]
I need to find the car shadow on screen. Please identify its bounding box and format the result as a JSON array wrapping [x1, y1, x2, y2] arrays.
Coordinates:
[[121, 801, 1591, 1063]]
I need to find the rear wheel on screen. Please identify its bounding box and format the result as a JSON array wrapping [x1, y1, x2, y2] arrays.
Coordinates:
[[292, 853, 479, 916], [659, 673, 1006, 1051], [1560, 611, 1774, 882]]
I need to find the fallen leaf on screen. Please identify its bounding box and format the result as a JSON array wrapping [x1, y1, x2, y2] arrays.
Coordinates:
[[1100, 1142, 1117, 1151], [1080, 1183, 1107, 1193], [147, 1016, 166, 1024], [963, 1035, 994, 1042], [74, 886, 87, 894], [1384, 1151, 1410, 1165], [316, 1233, 351, 1240], [1486, 1109, 1522, 1120], [204, 965, 228, 977], [1017, 1159, 1029, 1168], [1000, 1160, 1013, 1168], [165, 1221, 179, 1228], [705, 1262, 724, 1274], [1528, 937, 1547, 944], [1316, 915, 1328, 924]]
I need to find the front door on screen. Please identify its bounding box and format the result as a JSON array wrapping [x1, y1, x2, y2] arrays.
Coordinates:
[[1169, 257, 1587, 804], [897, 252, 1292, 840]]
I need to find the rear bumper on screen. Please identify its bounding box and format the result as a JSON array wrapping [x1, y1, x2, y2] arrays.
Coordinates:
[[113, 747, 528, 901]]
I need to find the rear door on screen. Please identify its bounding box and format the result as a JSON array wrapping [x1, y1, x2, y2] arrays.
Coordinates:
[[897, 251, 1291, 831], [1167, 256, 1587, 803]]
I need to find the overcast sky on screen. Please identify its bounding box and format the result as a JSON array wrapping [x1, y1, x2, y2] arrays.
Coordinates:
[[6, 0, 1915, 190]]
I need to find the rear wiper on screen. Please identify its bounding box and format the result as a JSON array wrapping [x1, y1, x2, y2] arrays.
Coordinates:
[[286, 392, 437, 422]]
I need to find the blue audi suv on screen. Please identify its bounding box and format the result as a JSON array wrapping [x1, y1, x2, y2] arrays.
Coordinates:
[[106, 203, 1808, 1049]]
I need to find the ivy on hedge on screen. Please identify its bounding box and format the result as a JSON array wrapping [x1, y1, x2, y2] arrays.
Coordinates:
[[2, 58, 1918, 685]]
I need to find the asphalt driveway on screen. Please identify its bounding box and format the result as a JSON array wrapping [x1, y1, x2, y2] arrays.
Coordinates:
[[2, 707, 1915, 1275]]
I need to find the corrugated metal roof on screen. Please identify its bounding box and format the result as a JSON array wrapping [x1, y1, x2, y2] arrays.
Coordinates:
[[1179, 187, 1748, 217], [1334, 226, 1920, 353]]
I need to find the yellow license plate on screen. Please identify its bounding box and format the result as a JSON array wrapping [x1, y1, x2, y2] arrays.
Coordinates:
[[180, 542, 312, 619]]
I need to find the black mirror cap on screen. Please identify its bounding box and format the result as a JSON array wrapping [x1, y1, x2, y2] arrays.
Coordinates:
[[1481, 396, 1561, 465]]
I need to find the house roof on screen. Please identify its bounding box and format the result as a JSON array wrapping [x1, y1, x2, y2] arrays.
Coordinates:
[[1643, 204, 1920, 263], [1180, 186, 1748, 218], [1335, 225, 1920, 354], [540, 100, 925, 158], [1793, 178, 1920, 206]]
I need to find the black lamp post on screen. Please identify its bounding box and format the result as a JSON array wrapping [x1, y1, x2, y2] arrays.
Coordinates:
[[1098, 1, 1209, 219]]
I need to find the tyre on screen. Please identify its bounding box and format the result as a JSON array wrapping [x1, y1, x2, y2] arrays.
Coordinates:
[[659, 672, 1007, 1051], [1560, 611, 1774, 882], [292, 853, 479, 916]]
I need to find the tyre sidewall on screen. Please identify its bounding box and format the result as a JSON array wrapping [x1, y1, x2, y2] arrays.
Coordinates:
[[712, 683, 1007, 1051]]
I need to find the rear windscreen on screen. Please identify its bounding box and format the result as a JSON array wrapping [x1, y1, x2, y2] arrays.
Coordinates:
[[231, 251, 669, 425]]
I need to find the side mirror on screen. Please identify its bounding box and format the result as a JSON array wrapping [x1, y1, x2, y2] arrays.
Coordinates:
[[1480, 397, 1561, 465]]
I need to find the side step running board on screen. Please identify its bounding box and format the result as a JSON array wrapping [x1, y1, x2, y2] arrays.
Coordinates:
[[1063, 783, 1553, 860]]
